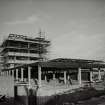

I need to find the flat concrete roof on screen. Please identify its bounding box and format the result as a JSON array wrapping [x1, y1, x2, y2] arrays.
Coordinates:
[[3, 58, 105, 71]]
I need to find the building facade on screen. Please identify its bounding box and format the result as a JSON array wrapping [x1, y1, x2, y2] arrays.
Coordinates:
[[0, 34, 50, 69]]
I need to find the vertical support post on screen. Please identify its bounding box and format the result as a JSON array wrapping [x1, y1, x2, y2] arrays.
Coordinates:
[[7, 71, 8, 76], [38, 64, 41, 88], [16, 69, 18, 80], [21, 68, 24, 81], [3, 72, 5, 76], [98, 68, 101, 81], [78, 67, 82, 85], [28, 66, 31, 87], [6, 71, 7, 76], [9, 70, 11, 76], [90, 70, 93, 82], [7, 71, 9, 76], [0, 72, 2, 76], [64, 71, 67, 84], [12, 70, 14, 77], [53, 73, 55, 80], [2, 72, 4, 76], [45, 75, 47, 81]]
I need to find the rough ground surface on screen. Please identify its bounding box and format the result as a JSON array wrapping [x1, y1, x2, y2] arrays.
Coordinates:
[[0, 76, 105, 105]]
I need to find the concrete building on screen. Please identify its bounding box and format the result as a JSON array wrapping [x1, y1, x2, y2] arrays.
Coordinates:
[[0, 34, 105, 105], [0, 33, 50, 70]]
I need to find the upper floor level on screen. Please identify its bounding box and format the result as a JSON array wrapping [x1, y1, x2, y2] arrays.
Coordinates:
[[0, 34, 50, 55]]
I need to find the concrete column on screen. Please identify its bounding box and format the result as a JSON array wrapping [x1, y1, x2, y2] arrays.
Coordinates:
[[28, 66, 31, 87], [2, 72, 4, 76], [0, 72, 2, 76], [98, 68, 101, 81], [16, 69, 18, 80], [6, 71, 8, 76], [3, 72, 5, 76], [12, 70, 14, 77], [90, 70, 93, 82], [5, 71, 7, 76], [64, 71, 67, 84], [38, 64, 42, 87], [78, 67, 82, 85], [53, 73, 55, 80], [4, 71, 6, 76], [21, 68, 24, 81], [45, 75, 47, 81], [7, 71, 9, 76], [8, 70, 11, 76], [67, 75, 70, 80], [1, 72, 3, 76]]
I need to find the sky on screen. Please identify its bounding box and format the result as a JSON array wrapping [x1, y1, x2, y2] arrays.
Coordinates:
[[0, 0, 105, 60]]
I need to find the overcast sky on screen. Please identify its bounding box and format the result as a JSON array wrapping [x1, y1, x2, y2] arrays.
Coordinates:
[[0, 0, 105, 60]]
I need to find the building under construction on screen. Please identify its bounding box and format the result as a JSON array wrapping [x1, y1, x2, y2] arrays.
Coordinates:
[[0, 33, 50, 70], [0, 33, 105, 105]]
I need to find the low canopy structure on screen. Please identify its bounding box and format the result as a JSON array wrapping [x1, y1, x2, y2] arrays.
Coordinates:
[[3, 58, 105, 71]]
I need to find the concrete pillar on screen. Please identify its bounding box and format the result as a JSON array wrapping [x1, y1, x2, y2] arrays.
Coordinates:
[[7, 71, 9, 76], [78, 67, 82, 85], [38, 64, 42, 87], [16, 69, 18, 80], [4, 71, 6, 76], [21, 68, 24, 81], [1, 72, 3, 76], [0, 72, 2, 76], [98, 68, 101, 81], [5, 71, 7, 76], [90, 70, 93, 82], [8, 70, 11, 76], [3, 72, 5, 76], [12, 70, 14, 77], [64, 71, 67, 84], [67, 75, 70, 80], [6, 71, 8, 76], [28, 66, 31, 87], [4, 72, 6, 76], [45, 75, 47, 81], [53, 73, 55, 80], [2, 72, 4, 76]]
